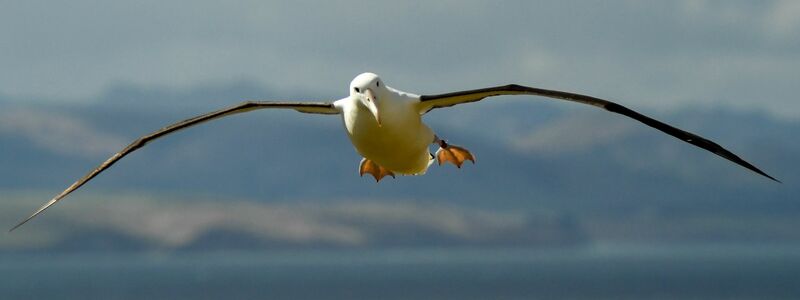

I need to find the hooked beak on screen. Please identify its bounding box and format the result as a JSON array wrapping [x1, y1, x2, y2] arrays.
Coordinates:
[[364, 88, 381, 126]]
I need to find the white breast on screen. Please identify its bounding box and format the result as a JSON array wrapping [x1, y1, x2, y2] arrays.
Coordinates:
[[339, 91, 434, 174]]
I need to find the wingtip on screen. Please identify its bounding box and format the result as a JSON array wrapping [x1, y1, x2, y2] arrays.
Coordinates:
[[765, 173, 781, 184], [8, 220, 21, 232], [748, 165, 780, 183], [9, 218, 31, 233], [9, 213, 38, 233], [9, 198, 60, 233]]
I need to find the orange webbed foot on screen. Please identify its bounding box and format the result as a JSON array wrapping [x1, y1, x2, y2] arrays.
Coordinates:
[[435, 144, 476, 168], [359, 158, 396, 182]]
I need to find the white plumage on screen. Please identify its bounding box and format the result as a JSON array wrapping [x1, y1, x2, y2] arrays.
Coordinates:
[[339, 72, 434, 175]]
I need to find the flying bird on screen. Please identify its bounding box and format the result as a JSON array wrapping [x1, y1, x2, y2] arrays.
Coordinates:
[[10, 72, 778, 231]]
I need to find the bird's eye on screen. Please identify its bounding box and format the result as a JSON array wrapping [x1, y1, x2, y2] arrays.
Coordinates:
[[376, 81, 380, 87], [354, 87, 360, 93]]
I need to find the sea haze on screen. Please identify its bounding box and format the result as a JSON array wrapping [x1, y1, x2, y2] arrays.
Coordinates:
[[2, 246, 800, 300]]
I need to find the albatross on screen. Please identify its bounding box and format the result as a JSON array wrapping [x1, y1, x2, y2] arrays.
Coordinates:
[[10, 72, 778, 231]]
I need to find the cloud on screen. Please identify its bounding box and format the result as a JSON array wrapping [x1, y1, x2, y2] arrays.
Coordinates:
[[0, 107, 126, 157], [764, 0, 800, 38], [0, 1, 797, 120], [92, 200, 369, 247], [4, 192, 560, 250], [510, 112, 640, 155]]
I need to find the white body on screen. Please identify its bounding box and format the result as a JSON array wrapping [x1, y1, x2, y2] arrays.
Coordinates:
[[334, 74, 434, 175]]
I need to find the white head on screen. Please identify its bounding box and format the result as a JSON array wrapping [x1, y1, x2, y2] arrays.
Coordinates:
[[349, 72, 385, 125]]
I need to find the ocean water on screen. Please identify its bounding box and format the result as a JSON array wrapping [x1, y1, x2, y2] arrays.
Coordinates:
[[2, 245, 799, 299]]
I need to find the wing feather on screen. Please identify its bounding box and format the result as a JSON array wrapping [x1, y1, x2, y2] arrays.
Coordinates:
[[10, 101, 338, 231], [419, 84, 778, 182]]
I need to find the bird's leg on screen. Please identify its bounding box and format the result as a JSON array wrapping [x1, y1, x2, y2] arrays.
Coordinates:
[[433, 135, 476, 168], [359, 158, 396, 182]]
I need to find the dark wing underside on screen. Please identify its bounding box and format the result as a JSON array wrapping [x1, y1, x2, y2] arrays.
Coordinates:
[[418, 84, 778, 182], [10, 101, 338, 231]]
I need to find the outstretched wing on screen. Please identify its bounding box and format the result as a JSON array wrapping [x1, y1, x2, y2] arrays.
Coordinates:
[[10, 101, 339, 231], [418, 84, 778, 182]]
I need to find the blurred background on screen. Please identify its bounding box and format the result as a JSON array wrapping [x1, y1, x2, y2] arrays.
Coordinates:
[[1, 1, 799, 299]]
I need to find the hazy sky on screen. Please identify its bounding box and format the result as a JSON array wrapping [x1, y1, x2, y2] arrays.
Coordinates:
[[2, 1, 798, 118]]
